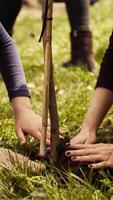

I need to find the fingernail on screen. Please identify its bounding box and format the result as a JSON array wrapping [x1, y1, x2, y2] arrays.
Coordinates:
[[88, 164, 92, 168], [20, 141, 27, 147], [66, 142, 70, 146], [71, 157, 76, 161], [66, 152, 71, 156], [20, 141, 28, 148]]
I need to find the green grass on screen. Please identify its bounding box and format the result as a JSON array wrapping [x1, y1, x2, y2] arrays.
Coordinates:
[[1, 0, 113, 199]]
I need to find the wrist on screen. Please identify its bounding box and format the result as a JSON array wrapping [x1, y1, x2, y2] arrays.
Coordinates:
[[11, 97, 32, 114], [81, 122, 97, 134]]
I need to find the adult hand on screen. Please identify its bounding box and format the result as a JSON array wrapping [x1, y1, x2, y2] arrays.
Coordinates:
[[70, 128, 96, 147], [12, 97, 64, 146], [70, 88, 113, 146], [65, 143, 113, 169], [12, 97, 51, 146]]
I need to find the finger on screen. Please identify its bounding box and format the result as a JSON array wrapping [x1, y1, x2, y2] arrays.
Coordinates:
[[69, 135, 91, 147], [88, 161, 106, 169], [16, 127, 26, 146], [46, 147, 51, 152], [69, 140, 83, 149], [59, 129, 65, 135], [46, 129, 64, 140], [85, 139, 96, 144], [70, 143, 99, 150], [46, 138, 51, 146], [29, 130, 41, 139], [71, 154, 102, 162], [65, 145, 96, 156], [31, 131, 51, 146], [65, 148, 97, 157], [69, 143, 90, 150]]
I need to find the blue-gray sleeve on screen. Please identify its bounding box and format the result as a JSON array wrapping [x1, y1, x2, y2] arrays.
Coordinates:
[[0, 22, 30, 101]]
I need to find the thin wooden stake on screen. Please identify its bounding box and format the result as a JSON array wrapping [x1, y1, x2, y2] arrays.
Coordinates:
[[49, 61, 59, 163], [39, 0, 59, 162], [40, 0, 53, 157]]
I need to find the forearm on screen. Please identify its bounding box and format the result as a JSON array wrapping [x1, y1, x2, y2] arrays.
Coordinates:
[[82, 31, 113, 132], [70, 31, 113, 145], [82, 87, 113, 132]]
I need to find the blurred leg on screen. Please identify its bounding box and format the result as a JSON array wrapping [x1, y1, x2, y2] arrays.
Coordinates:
[[0, 0, 23, 36], [63, 0, 96, 72], [65, 0, 89, 32]]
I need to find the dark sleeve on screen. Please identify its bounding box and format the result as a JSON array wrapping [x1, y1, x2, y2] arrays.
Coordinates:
[[96, 32, 113, 92], [0, 22, 30, 101]]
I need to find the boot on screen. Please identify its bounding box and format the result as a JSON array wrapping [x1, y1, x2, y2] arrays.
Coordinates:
[[62, 30, 96, 72]]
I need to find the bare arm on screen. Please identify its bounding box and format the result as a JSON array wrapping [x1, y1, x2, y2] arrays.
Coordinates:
[[70, 87, 113, 146]]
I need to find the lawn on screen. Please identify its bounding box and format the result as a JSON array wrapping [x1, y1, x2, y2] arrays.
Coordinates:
[[1, 0, 113, 199]]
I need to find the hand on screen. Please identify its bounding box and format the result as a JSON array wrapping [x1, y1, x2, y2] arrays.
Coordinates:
[[65, 143, 113, 169], [12, 97, 51, 146], [12, 97, 64, 146], [70, 128, 96, 147], [69, 88, 113, 147]]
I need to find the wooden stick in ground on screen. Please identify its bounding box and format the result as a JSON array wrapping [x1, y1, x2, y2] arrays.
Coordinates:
[[49, 61, 59, 163], [40, 0, 53, 157], [40, 0, 59, 162]]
